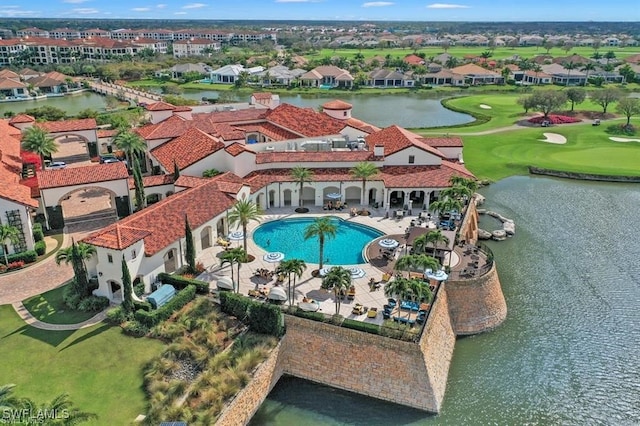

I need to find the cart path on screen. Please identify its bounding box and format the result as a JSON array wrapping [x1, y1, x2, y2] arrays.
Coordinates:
[[11, 301, 108, 331]]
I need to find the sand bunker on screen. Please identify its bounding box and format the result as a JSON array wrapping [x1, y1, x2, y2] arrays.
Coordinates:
[[479, 104, 492, 109], [539, 133, 567, 144], [609, 137, 640, 143]]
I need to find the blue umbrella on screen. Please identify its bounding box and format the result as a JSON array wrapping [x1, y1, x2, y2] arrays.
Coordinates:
[[326, 192, 342, 200], [228, 230, 244, 241], [263, 252, 285, 263]]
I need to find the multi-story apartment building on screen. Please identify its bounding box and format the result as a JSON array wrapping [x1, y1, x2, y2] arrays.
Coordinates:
[[16, 27, 49, 38], [80, 29, 112, 39], [172, 38, 221, 58], [49, 28, 82, 40]]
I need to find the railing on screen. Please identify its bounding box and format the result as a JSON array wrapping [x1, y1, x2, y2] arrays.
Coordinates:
[[448, 241, 494, 280]]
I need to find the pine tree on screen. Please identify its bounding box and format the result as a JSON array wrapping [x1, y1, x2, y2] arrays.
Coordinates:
[[121, 255, 133, 313], [185, 215, 196, 273], [133, 157, 146, 211]]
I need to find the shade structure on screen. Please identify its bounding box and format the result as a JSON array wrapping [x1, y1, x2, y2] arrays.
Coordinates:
[[263, 252, 285, 263], [326, 192, 342, 200], [319, 266, 333, 277], [267, 286, 287, 301], [347, 267, 366, 279], [378, 238, 399, 249], [298, 300, 320, 312], [228, 230, 244, 241], [216, 276, 234, 290], [425, 268, 448, 282]]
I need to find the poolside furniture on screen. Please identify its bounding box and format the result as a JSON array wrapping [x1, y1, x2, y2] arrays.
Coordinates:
[[387, 298, 397, 308], [382, 273, 391, 282], [367, 307, 378, 318], [352, 303, 366, 315], [347, 285, 356, 300], [217, 238, 231, 248], [400, 300, 420, 311]]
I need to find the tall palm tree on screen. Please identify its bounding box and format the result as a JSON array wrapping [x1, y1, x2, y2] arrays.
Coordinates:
[[321, 266, 352, 315], [276, 259, 295, 306], [55, 241, 96, 272], [290, 167, 314, 207], [113, 129, 146, 170], [0, 224, 20, 265], [303, 217, 337, 270], [440, 185, 473, 201], [394, 254, 439, 278], [21, 126, 58, 170], [581, 63, 596, 86], [449, 176, 478, 192], [220, 247, 246, 293], [425, 230, 450, 259], [289, 259, 307, 306], [563, 61, 576, 86], [384, 277, 409, 316], [350, 162, 378, 206], [406, 278, 432, 322], [0, 383, 19, 411], [440, 197, 463, 217], [228, 199, 262, 252]]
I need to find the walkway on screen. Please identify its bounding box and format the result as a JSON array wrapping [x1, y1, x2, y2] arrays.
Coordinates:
[[86, 79, 163, 105], [11, 302, 108, 331]]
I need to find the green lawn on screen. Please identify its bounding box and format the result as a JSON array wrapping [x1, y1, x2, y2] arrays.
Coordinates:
[[462, 119, 640, 181], [22, 283, 97, 324], [0, 304, 163, 425]]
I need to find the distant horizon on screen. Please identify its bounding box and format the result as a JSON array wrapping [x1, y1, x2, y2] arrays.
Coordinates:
[[0, 1, 635, 23]]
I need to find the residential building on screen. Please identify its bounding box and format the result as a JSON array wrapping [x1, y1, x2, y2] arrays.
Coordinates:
[[300, 66, 353, 88], [450, 64, 504, 85], [173, 38, 220, 58], [257, 66, 306, 86], [209, 64, 264, 84], [367, 69, 414, 88]]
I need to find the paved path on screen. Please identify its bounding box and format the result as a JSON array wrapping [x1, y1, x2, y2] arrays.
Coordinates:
[[11, 302, 108, 331], [86, 80, 162, 105]]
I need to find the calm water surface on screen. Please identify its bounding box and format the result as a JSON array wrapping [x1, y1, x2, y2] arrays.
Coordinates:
[[251, 176, 640, 425], [0, 92, 108, 117]]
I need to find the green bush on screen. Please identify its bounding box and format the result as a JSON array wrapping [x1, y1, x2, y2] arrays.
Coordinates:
[[291, 309, 325, 322], [63, 285, 82, 310], [133, 300, 152, 312], [134, 282, 145, 297], [77, 296, 110, 312], [157, 272, 209, 294], [219, 292, 251, 320], [1, 250, 37, 265], [106, 306, 129, 325], [32, 223, 44, 242], [248, 303, 283, 336], [134, 285, 196, 328], [122, 321, 149, 337], [34, 241, 46, 256], [342, 318, 380, 335]]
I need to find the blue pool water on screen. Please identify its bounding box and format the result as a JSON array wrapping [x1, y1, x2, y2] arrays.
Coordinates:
[[253, 217, 383, 265]]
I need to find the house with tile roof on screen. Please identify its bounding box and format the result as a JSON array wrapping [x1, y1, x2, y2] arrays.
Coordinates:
[[450, 64, 504, 85], [367, 69, 415, 88], [300, 66, 354, 88]]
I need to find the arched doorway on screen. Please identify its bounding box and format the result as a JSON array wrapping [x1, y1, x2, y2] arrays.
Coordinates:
[[301, 187, 316, 206], [52, 134, 91, 165], [369, 188, 377, 206], [216, 218, 226, 238], [344, 186, 360, 205], [108, 280, 122, 302], [410, 190, 425, 208], [283, 189, 292, 207], [200, 226, 213, 250], [59, 186, 118, 229], [163, 249, 178, 273], [268, 190, 276, 207], [390, 191, 405, 208]]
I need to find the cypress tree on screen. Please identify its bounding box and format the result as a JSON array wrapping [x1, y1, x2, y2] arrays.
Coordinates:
[[185, 215, 196, 273], [121, 255, 133, 313], [133, 157, 145, 211]]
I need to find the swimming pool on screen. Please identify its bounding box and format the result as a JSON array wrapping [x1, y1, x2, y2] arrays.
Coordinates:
[[253, 217, 383, 265]]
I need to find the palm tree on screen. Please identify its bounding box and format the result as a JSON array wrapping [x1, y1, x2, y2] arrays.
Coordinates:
[[449, 176, 478, 193], [406, 278, 432, 322], [563, 61, 576, 86], [532, 64, 543, 85], [220, 247, 246, 293], [0, 384, 19, 411], [425, 230, 450, 259], [19, 392, 97, 425], [289, 259, 307, 306], [228, 199, 262, 252], [290, 167, 313, 208], [321, 266, 352, 315], [441, 185, 473, 201], [303, 217, 337, 270], [384, 277, 409, 316], [581, 63, 596, 86], [604, 50, 616, 65], [0, 224, 20, 265], [394, 254, 439, 278], [350, 162, 378, 206], [21, 126, 58, 170], [277, 259, 296, 306], [113, 129, 146, 170], [55, 241, 96, 272], [440, 197, 463, 217]]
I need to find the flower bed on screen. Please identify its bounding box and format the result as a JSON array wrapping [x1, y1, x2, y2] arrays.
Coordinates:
[[528, 115, 581, 125]]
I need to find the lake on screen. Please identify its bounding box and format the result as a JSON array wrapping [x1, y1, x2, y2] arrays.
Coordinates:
[[250, 176, 640, 425], [0, 92, 108, 117]]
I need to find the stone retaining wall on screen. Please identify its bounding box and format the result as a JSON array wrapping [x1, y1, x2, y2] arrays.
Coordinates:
[[446, 263, 507, 335], [529, 166, 640, 183], [459, 200, 479, 244]]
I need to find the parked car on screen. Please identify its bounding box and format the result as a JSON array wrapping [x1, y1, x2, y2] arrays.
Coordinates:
[[592, 119, 601, 126], [47, 161, 66, 170], [99, 154, 118, 164], [102, 157, 121, 164]]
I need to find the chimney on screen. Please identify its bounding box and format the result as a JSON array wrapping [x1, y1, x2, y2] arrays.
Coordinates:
[[374, 144, 384, 157]]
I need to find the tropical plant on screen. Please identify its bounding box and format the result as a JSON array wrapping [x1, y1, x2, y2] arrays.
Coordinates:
[[55, 241, 96, 296], [425, 230, 450, 258], [227, 199, 262, 252], [321, 266, 352, 315], [384, 277, 409, 315], [563, 61, 576, 85], [121, 255, 133, 313], [19, 391, 98, 425], [303, 217, 337, 270], [220, 247, 247, 293], [0, 224, 20, 265], [580, 63, 596, 86], [449, 176, 478, 193], [113, 129, 146, 170], [20, 126, 58, 170], [55, 241, 96, 272], [277, 259, 307, 306], [0, 383, 19, 411], [394, 254, 439, 278], [290, 167, 314, 207], [350, 162, 378, 206], [406, 278, 432, 322], [185, 215, 196, 273]]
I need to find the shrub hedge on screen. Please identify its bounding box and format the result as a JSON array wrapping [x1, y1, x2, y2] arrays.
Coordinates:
[[134, 285, 196, 328], [156, 272, 209, 294], [78, 295, 110, 312], [0, 250, 37, 265], [32, 223, 44, 242], [342, 318, 380, 335], [291, 308, 326, 323], [220, 292, 283, 336], [219, 291, 251, 320], [34, 241, 46, 256]]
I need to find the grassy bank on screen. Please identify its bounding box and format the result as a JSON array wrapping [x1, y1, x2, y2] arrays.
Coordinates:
[[0, 305, 163, 425], [22, 283, 97, 325]]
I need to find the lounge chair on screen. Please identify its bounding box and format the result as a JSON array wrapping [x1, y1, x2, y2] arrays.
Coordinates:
[[367, 307, 378, 318], [352, 303, 366, 315], [382, 273, 391, 282], [347, 285, 356, 300]]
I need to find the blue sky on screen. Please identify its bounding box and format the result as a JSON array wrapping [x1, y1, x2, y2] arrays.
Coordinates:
[[0, 0, 633, 22]]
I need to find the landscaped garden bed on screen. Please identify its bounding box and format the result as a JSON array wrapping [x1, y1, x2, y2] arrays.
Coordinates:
[[22, 282, 103, 324], [528, 115, 581, 125]]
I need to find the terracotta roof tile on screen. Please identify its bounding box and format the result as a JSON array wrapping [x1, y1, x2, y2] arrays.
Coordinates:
[[173, 105, 192, 112], [97, 129, 118, 138], [224, 142, 255, 157], [150, 128, 225, 173], [366, 125, 445, 157], [380, 164, 474, 188], [145, 101, 177, 111], [252, 92, 273, 100], [128, 174, 174, 190], [265, 104, 345, 137], [239, 122, 300, 141], [83, 179, 237, 255], [9, 114, 35, 124], [322, 100, 352, 110], [175, 175, 210, 188], [38, 162, 129, 189], [255, 150, 372, 164], [419, 136, 464, 148], [0, 120, 37, 208], [36, 118, 97, 133], [345, 117, 380, 134], [450, 64, 501, 76]]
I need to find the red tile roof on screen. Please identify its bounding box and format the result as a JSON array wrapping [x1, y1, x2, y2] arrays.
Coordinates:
[[137, 114, 251, 141], [9, 114, 35, 124], [224, 142, 255, 157], [174, 175, 210, 188], [322, 100, 352, 110], [173, 105, 192, 112], [265, 104, 345, 137], [239, 122, 301, 141], [366, 125, 445, 157], [0, 120, 38, 208], [252, 92, 273, 100], [380, 163, 474, 188], [255, 150, 373, 164], [243, 168, 382, 193], [145, 101, 176, 111], [404, 54, 425, 65], [150, 128, 225, 173], [83, 179, 237, 255], [128, 174, 174, 190], [97, 129, 118, 138], [419, 136, 464, 148], [345, 117, 380, 134], [36, 118, 97, 133], [37, 162, 129, 189]]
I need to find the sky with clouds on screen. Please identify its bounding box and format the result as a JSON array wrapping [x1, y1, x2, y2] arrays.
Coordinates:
[[0, 0, 633, 22]]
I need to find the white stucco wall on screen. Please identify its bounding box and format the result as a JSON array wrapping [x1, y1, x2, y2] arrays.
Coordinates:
[[40, 178, 130, 207], [0, 198, 35, 252], [436, 147, 462, 160], [50, 129, 98, 143], [384, 147, 442, 166]]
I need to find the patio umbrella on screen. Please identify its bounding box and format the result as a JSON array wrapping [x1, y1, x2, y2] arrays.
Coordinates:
[[378, 238, 399, 250], [267, 286, 287, 301], [326, 192, 342, 200], [228, 230, 244, 241], [347, 267, 366, 279], [216, 276, 234, 290], [425, 268, 448, 282], [319, 266, 334, 277], [263, 252, 285, 263]]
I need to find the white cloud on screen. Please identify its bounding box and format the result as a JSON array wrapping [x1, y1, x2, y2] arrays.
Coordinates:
[[157, 3, 166, 8], [174, 11, 187, 14], [426, 3, 470, 8], [182, 2, 206, 8], [0, 7, 38, 17], [362, 1, 393, 7], [132, 7, 151, 11], [73, 7, 99, 14]]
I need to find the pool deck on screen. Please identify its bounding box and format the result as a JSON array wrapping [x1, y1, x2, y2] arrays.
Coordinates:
[[195, 206, 461, 323]]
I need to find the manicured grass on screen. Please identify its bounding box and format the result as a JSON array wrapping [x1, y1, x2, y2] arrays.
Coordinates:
[[22, 283, 97, 324], [37, 232, 63, 262], [0, 304, 163, 425], [461, 119, 640, 181]]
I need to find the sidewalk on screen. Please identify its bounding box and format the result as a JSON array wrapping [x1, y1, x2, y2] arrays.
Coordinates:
[[11, 302, 108, 331]]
